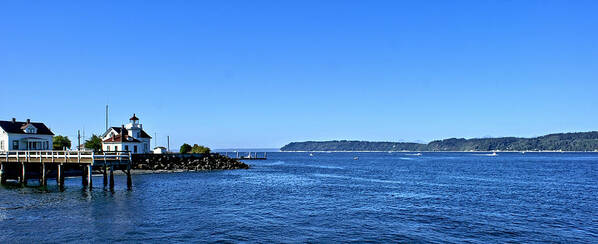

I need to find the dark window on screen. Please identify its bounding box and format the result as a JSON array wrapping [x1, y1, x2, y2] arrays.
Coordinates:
[[125, 145, 129, 151], [12, 140, 18, 150], [115, 146, 118, 151], [134, 145, 137, 153]]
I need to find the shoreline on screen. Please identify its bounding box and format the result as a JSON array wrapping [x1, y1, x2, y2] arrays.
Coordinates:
[[93, 168, 237, 177], [279, 150, 598, 153], [119, 169, 223, 175]]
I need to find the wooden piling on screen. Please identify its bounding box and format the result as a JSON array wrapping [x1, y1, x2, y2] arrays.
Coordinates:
[[57, 164, 63, 185], [103, 152, 107, 186], [0, 162, 4, 184], [41, 163, 47, 186], [103, 163, 108, 186], [21, 162, 26, 185], [82, 165, 88, 187], [87, 164, 93, 188], [109, 164, 114, 189], [126, 163, 132, 188]]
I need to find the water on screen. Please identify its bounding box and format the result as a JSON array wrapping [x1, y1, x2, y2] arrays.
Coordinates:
[[1, 152, 597, 243]]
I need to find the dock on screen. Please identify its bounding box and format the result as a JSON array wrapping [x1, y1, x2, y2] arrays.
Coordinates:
[[221, 152, 268, 160], [0, 150, 133, 189]]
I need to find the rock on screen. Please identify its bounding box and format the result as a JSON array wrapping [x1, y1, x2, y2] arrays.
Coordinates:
[[131, 153, 249, 172]]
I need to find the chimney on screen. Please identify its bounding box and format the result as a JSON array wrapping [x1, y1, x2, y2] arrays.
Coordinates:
[[11, 118, 16, 123], [121, 125, 125, 143], [26, 119, 30, 124]]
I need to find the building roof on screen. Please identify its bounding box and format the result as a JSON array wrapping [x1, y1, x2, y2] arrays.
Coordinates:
[[20, 123, 32, 130], [130, 113, 139, 121], [103, 134, 142, 143], [105, 127, 152, 139], [0, 120, 54, 135]]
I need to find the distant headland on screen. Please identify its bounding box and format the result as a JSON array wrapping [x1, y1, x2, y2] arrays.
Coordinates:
[[281, 131, 598, 152]]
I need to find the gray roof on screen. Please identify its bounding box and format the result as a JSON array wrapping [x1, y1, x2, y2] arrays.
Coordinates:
[[0, 120, 54, 135], [104, 127, 152, 139]]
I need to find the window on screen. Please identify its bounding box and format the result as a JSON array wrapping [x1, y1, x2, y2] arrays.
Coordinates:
[[0, 141, 3, 150], [125, 145, 129, 151], [107, 146, 110, 151], [134, 145, 137, 153], [12, 140, 18, 150], [115, 146, 118, 151]]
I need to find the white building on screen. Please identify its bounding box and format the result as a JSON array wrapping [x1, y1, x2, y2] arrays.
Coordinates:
[[102, 114, 152, 154], [0, 118, 54, 151], [153, 146, 167, 154]]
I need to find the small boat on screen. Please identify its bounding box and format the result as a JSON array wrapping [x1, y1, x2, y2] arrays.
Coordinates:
[[353, 157, 359, 160], [488, 152, 497, 156], [309, 153, 314, 157]]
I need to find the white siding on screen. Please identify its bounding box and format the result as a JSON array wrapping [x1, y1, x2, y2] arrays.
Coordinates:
[[103, 141, 146, 153], [1, 133, 53, 150], [0, 128, 7, 151]]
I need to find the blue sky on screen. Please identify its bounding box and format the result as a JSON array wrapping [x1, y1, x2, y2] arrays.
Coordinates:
[[1, 1, 597, 149]]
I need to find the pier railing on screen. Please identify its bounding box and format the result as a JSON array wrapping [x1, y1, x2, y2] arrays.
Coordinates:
[[0, 150, 131, 165], [219, 152, 268, 160], [0, 150, 133, 188]]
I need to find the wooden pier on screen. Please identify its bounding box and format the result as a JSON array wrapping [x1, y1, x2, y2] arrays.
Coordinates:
[[221, 152, 268, 160], [0, 150, 132, 189]]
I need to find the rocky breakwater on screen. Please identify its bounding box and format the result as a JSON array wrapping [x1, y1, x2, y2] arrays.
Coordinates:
[[132, 154, 249, 171]]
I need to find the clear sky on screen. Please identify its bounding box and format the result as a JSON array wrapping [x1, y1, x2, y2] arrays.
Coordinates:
[[1, 1, 597, 149]]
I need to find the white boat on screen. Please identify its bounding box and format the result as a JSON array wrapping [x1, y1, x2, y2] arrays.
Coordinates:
[[309, 153, 314, 157], [353, 157, 359, 160], [488, 152, 497, 156]]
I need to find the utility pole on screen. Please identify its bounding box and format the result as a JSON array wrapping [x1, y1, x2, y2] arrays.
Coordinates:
[[167, 136, 170, 153], [78, 130, 81, 151], [105, 105, 109, 132]]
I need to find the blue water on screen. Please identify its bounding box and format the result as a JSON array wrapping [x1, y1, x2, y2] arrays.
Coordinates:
[[0, 152, 597, 243]]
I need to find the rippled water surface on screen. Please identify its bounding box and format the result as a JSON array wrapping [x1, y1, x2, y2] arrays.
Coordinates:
[[0, 152, 597, 243]]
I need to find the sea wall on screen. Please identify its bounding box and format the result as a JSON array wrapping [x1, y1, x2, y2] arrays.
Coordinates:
[[132, 154, 249, 171]]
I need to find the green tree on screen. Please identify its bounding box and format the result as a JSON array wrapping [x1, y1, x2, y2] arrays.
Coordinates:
[[180, 143, 192, 154], [53, 135, 72, 150], [84, 134, 103, 152], [191, 144, 211, 154]]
